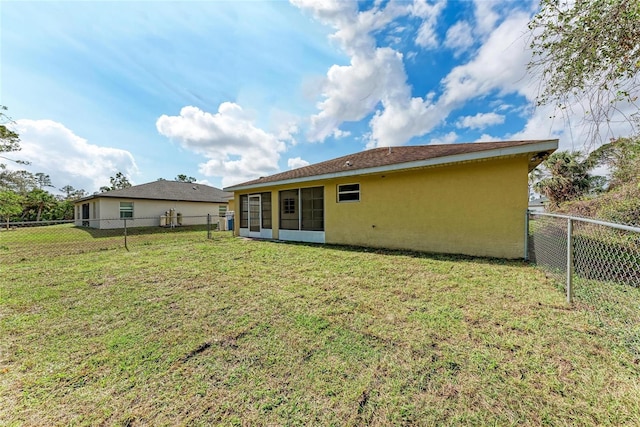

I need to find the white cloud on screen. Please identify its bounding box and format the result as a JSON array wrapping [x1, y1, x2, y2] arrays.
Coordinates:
[[439, 13, 533, 109], [11, 119, 138, 193], [429, 131, 458, 145], [443, 20, 474, 54], [367, 96, 441, 147], [333, 129, 351, 139], [475, 133, 499, 142], [156, 103, 287, 187], [308, 47, 409, 142], [411, 0, 447, 49], [292, 0, 449, 147], [287, 157, 310, 170], [456, 112, 505, 130], [473, 0, 501, 35]]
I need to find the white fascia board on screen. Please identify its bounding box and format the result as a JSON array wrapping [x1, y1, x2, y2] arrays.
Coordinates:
[[224, 140, 558, 192]]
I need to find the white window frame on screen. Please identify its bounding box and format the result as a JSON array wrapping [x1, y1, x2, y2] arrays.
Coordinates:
[[119, 202, 134, 219], [337, 183, 360, 202]]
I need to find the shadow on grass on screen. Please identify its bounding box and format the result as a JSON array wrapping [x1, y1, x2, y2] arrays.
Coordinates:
[[242, 237, 527, 268]]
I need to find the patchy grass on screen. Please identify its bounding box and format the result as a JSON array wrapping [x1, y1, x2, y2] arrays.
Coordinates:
[[1, 233, 640, 425]]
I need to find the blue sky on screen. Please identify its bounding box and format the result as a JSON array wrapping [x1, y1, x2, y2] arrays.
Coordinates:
[[1, 0, 628, 193]]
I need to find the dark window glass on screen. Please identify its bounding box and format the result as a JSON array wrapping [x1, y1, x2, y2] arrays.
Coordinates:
[[337, 183, 360, 202], [301, 186, 324, 231], [261, 192, 272, 229], [239, 195, 248, 228]]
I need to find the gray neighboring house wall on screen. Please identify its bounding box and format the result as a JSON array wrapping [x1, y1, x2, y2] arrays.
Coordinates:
[[74, 180, 232, 229]]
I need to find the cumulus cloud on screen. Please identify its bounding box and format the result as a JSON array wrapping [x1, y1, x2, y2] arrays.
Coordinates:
[[429, 131, 458, 145], [292, 0, 448, 147], [456, 112, 505, 130], [287, 157, 310, 170], [156, 103, 287, 187], [443, 20, 474, 54], [439, 13, 533, 109], [309, 47, 408, 142], [411, 0, 447, 49], [367, 96, 440, 148], [11, 119, 138, 193]]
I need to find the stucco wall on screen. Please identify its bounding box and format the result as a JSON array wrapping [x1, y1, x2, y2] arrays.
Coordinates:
[[75, 198, 228, 229], [233, 155, 529, 258], [325, 156, 528, 258]]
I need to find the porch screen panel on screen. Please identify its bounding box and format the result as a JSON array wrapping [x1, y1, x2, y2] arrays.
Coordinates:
[[301, 186, 324, 231], [279, 189, 299, 230], [249, 196, 260, 232], [239, 195, 248, 228], [261, 192, 272, 229]]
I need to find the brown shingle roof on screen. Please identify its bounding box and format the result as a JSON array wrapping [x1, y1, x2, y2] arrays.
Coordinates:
[[79, 180, 232, 203], [225, 139, 557, 191]]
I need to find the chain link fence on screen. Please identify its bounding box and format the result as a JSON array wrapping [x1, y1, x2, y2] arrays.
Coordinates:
[[527, 211, 640, 301], [1, 215, 231, 263]]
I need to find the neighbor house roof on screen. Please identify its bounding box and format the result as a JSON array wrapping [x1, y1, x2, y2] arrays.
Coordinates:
[[77, 180, 233, 203], [225, 139, 558, 192]]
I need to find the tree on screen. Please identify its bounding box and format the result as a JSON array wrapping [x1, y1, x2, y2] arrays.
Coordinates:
[[60, 185, 87, 200], [533, 150, 605, 206], [0, 170, 36, 193], [528, 0, 640, 142], [99, 172, 132, 192], [35, 172, 53, 189], [0, 190, 23, 229], [0, 106, 22, 159], [23, 188, 57, 222], [175, 174, 196, 183], [588, 137, 640, 189]]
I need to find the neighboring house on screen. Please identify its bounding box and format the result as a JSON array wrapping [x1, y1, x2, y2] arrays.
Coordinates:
[[224, 139, 558, 259], [74, 180, 232, 229], [528, 197, 549, 213]]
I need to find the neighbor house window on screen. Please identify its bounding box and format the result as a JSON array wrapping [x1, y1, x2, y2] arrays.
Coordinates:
[[261, 192, 272, 229], [239, 195, 248, 228], [280, 187, 324, 231], [337, 183, 360, 202], [119, 202, 134, 218], [218, 205, 227, 217]]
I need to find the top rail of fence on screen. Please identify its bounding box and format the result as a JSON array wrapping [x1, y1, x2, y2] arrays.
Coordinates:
[[530, 211, 640, 234]]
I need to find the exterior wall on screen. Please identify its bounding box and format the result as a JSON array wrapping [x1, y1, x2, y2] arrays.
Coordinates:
[[233, 155, 529, 258], [324, 156, 529, 259], [75, 198, 228, 229]]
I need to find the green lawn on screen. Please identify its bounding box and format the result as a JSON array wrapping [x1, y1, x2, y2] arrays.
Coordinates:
[[1, 231, 639, 425]]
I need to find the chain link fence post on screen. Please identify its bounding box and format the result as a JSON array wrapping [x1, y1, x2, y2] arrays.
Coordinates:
[[566, 217, 573, 304], [524, 210, 530, 261], [124, 218, 128, 250], [207, 214, 211, 239]]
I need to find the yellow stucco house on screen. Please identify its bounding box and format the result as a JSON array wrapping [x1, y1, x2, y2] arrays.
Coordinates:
[[224, 140, 558, 259], [74, 180, 232, 229]]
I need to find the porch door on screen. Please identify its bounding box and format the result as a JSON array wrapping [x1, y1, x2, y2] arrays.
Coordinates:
[[249, 195, 261, 234], [82, 203, 90, 227]]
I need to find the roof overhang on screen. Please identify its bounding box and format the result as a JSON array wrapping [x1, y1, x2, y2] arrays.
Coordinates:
[[224, 139, 558, 192]]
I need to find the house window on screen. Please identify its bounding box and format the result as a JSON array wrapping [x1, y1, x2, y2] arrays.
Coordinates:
[[279, 189, 299, 230], [239, 195, 248, 228], [301, 187, 324, 231], [280, 187, 324, 231], [119, 202, 134, 218], [219, 205, 227, 217], [337, 183, 360, 202], [261, 192, 272, 229], [283, 198, 295, 214]]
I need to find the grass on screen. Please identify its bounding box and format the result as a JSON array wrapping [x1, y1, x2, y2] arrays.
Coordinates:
[[1, 229, 640, 425]]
